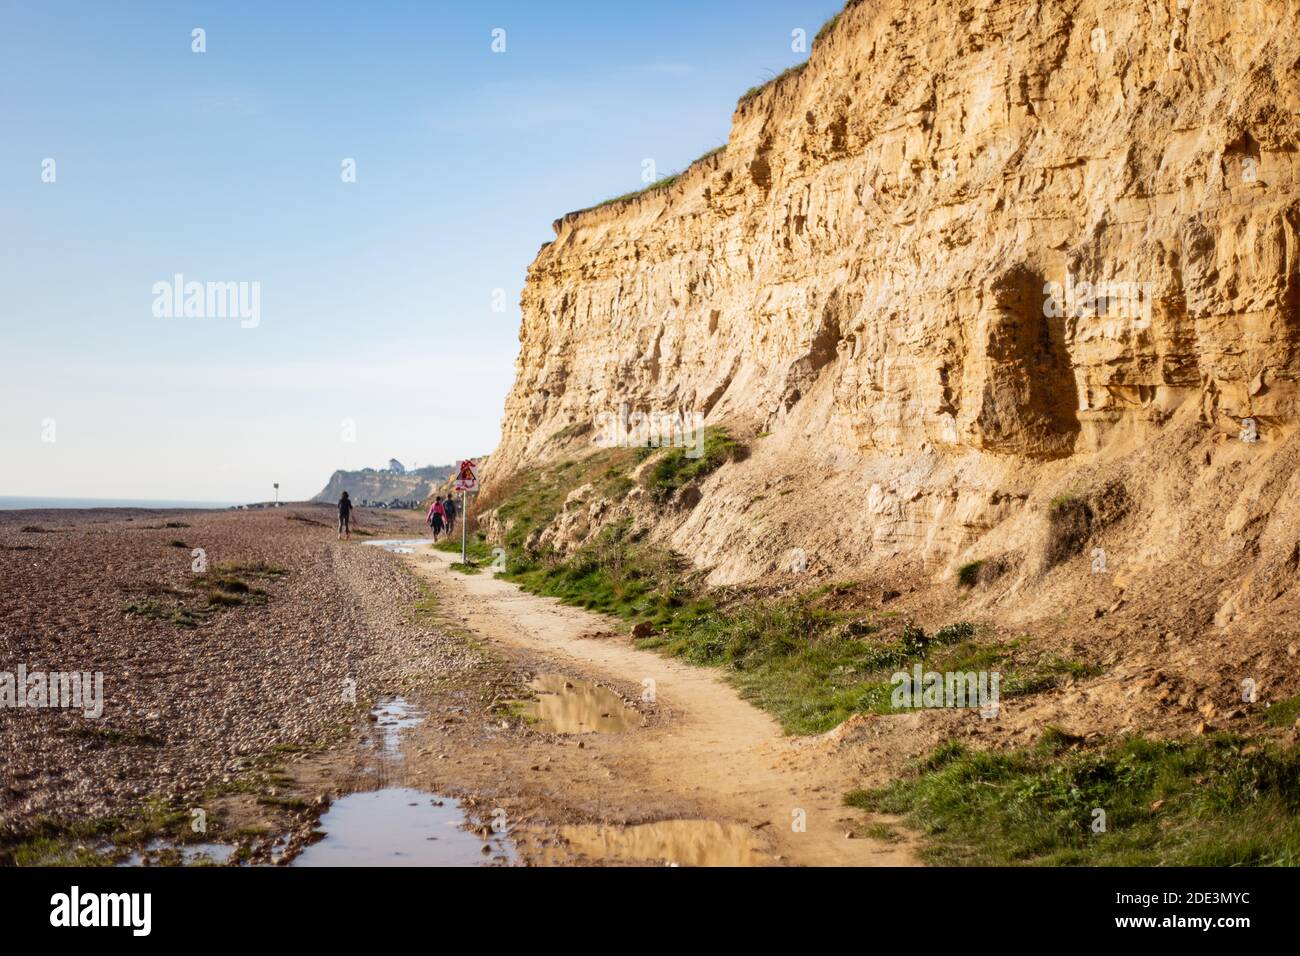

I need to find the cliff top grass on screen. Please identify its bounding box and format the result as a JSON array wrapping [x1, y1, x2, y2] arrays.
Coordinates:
[[572, 3, 860, 217], [737, 62, 807, 105], [580, 146, 726, 214], [737, 1, 854, 104]]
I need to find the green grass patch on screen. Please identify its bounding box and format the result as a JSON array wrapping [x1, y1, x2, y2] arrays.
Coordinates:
[[197, 569, 267, 609], [500, 514, 1013, 733], [506, 531, 1095, 734], [411, 588, 441, 626], [643, 428, 745, 502], [58, 723, 164, 749], [1263, 694, 1300, 729], [552, 421, 594, 442], [859, 821, 902, 843], [3, 796, 193, 867], [845, 733, 1300, 866], [1050, 492, 1080, 512], [481, 446, 651, 559], [121, 562, 281, 628], [122, 599, 167, 620], [435, 534, 495, 564], [121, 599, 202, 630], [476, 446, 1096, 735]]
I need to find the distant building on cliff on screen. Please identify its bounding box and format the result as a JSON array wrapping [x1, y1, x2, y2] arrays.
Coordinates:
[[311, 462, 458, 506]]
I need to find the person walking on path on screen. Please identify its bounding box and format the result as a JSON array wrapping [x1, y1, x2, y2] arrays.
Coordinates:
[[427, 497, 446, 541], [443, 494, 457, 535], [338, 491, 354, 540]]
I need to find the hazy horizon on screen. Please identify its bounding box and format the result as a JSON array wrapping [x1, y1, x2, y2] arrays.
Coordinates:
[[1, 0, 841, 503]]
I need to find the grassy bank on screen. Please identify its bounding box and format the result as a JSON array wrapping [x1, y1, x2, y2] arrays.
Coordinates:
[[459, 438, 1300, 863], [506, 531, 1092, 734], [846, 732, 1300, 866], [463, 437, 1093, 734]]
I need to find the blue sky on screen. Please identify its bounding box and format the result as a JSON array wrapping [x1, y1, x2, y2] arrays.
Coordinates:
[[0, 0, 841, 503]]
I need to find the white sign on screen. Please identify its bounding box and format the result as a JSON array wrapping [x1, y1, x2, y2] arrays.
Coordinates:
[[454, 459, 479, 493]]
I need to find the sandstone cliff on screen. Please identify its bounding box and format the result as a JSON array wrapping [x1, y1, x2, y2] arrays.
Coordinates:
[[491, 0, 1300, 645]]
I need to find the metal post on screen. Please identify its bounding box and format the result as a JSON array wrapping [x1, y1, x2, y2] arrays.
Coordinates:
[[461, 490, 468, 564]]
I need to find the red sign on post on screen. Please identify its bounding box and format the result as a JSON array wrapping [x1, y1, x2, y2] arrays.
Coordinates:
[[454, 459, 479, 493]]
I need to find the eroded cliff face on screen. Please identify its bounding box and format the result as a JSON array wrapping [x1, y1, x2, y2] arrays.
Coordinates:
[[492, 0, 1300, 625]]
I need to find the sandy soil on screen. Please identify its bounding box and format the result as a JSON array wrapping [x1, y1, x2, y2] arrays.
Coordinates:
[[400, 547, 917, 866]]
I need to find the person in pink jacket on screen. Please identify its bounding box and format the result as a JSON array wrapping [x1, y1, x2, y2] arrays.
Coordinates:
[[426, 498, 446, 540]]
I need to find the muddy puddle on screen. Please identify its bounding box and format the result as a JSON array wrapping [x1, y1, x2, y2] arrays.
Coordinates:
[[551, 820, 772, 867], [363, 538, 435, 555], [370, 696, 426, 754], [292, 789, 513, 866], [117, 841, 236, 867], [295, 696, 515, 867], [521, 674, 641, 734], [104, 696, 514, 867]]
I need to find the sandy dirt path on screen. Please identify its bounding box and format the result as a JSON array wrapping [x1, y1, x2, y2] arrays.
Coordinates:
[[406, 547, 916, 866]]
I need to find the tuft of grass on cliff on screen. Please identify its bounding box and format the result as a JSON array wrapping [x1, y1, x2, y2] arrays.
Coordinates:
[[581, 146, 726, 213], [736, 2, 853, 104], [739, 62, 808, 104], [595, 173, 681, 209], [644, 427, 746, 502], [845, 733, 1300, 866]]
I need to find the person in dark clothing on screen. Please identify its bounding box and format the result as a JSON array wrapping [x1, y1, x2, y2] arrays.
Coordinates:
[[338, 491, 354, 539], [443, 495, 457, 535]]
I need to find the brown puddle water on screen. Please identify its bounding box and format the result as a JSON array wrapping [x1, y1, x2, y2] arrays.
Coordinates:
[[292, 788, 514, 867], [521, 674, 641, 734], [551, 820, 772, 867], [294, 697, 516, 867]]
